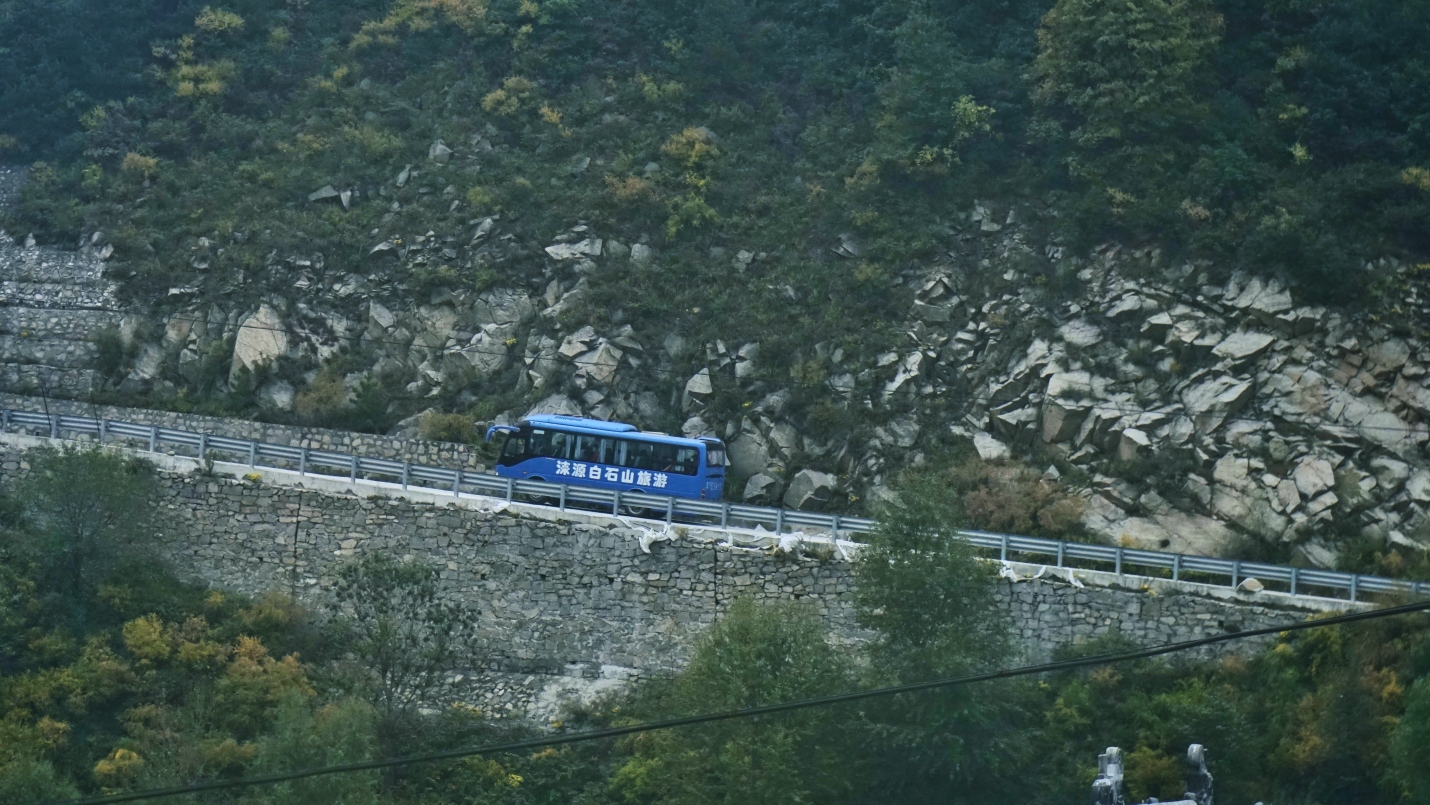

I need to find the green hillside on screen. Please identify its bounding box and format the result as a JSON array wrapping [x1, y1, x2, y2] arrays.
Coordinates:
[[5, 0, 1429, 317]]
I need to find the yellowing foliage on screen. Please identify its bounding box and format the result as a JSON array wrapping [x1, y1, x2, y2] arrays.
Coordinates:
[[122, 615, 171, 662], [1403, 166, 1430, 193], [120, 153, 158, 178], [350, 0, 489, 48], [661, 127, 719, 168], [194, 7, 245, 34], [94, 748, 144, 784]]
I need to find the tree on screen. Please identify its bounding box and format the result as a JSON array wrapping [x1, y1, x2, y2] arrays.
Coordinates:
[[1029, 0, 1222, 218], [331, 554, 477, 725], [1393, 677, 1430, 804], [16, 446, 156, 618], [852, 464, 1027, 804], [610, 598, 863, 805]]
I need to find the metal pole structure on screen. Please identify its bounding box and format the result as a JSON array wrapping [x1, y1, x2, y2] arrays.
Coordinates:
[[453, 468, 462, 497], [149, 424, 157, 452], [1172, 554, 1181, 581], [1115, 547, 1123, 576], [1290, 567, 1299, 597], [1350, 574, 1358, 603], [351, 456, 358, 484], [401, 462, 410, 490], [774, 507, 784, 535], [559, 484, 567, 511], [665, 496, 674, 524], [299, 447, 308, 476], [1001, 534, 1009, 562], [721, 503, 729, 529], [198, 434, 208, 463], [1056, 541, 1065, 568], [612, 490, 621, 517], [1231, 560, 1240, 590], [249, 441, 257, 467]]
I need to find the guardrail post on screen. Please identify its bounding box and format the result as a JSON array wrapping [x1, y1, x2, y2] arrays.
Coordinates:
[[505, 478, 514, 502], [148, 425, 157, 452], [1231, 559, 1240, 590], [612, 490, 621, 516], [1056, 541, 1065, 568], [99, 418, 107, 443], [453, 468, 462, 497], [350, 456, 358, 484], [1349, 574, 1358, 603], [1000, 534, 1009, 562], [1115, 547, 1123, 576], [1172, 554, 1181, 581], [49, 415, 57, 439], [401, 462, 410, 490], [248, 441, 257, 468], [831, 514, 841, 538], [198, 434, 207, 462], [721, 503, 729, 529], [665, 496, 674, 524], [774, 508, 784, 535], [1290, 567, 1299, 597], [299, 447, 308, 476], [559, 485, 567, 511], [1, 410, 8, 433]]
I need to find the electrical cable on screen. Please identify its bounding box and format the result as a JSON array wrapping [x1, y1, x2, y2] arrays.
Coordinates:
[[40, 597, 1430, 805]]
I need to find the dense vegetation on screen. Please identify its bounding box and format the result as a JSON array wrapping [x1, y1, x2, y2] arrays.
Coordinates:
[[4, 0, 1429, 336], [2, 448, 1430, 803]]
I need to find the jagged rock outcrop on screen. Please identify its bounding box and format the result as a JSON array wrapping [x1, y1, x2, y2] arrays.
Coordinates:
[[5, 162, 1429, 568]]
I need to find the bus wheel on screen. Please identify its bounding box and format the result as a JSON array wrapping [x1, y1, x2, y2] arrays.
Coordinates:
[[622, 491, 653, 519], [521, 478, 559, 507]]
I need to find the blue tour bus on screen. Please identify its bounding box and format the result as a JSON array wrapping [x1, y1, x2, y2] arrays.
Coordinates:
[[484, 415, 726, 502]]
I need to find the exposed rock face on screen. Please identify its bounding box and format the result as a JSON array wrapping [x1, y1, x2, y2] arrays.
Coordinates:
[[5, 165, 1430, 573], [784, 469, 838, 511], [231, 304, 289, 378]]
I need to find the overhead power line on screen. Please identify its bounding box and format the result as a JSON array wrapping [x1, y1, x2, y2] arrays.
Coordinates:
[[40, 598, 1430, 805]]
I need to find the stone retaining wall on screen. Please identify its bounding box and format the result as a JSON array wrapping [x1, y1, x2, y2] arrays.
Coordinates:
[[0, 433, 1354, 719]]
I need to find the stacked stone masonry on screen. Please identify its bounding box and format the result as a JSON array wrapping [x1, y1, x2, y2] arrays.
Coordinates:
[[0, 169, 124, 398]]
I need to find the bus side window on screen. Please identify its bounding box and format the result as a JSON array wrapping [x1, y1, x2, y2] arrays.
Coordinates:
[[574, 435, 603, 464], [628, 442, 654, 470], [548, 431, 572, 459], [674, 447, 698, 475]]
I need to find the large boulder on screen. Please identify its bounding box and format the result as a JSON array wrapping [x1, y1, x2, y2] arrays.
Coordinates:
[[682, 369, 713, 411], [1181, 375, 1254, 432], [783, 469, 838, 510], [525, 393, 582, 418], [231, 304, 289, 379], [727, 429, 773, 478], [1211, 330, 1276, 363], [743, 473, 780, 504]]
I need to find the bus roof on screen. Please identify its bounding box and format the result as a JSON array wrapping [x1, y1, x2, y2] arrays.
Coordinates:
[[521, 414, 721, 446]]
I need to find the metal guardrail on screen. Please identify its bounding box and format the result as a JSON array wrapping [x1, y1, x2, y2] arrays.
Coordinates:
[[2, 408, 1426, 604]]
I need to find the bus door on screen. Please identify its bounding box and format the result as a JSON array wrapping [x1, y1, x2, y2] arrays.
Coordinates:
[[486, 425, 522, 468]]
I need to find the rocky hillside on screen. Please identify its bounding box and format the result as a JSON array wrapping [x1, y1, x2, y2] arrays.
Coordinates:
[[5, 151, 1428, 572], [3, 0, 1430, 578]]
